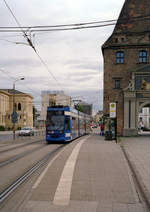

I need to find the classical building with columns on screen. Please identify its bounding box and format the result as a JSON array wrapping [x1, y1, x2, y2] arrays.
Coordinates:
[[0, 89, 33, 129], [102, 0, 150, 136]]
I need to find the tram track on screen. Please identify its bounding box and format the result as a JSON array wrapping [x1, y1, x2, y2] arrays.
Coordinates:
[[0, 143, 65, 204], [0, 144, 46, 168], [0, 139, 44, 154]]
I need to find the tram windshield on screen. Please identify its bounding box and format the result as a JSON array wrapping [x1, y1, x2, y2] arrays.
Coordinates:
[[46, 111, 64, 130]]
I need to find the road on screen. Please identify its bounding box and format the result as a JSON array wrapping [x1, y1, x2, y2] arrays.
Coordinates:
[[0, 132, 149, 212]]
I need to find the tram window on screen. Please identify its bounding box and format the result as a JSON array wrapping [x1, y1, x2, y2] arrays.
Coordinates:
[[65, 116, 70, 130]]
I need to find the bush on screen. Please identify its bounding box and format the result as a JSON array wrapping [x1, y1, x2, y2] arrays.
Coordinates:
[[0, 126, 5, 131]]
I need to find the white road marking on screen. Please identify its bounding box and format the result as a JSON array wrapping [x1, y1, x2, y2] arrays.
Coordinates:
[[53, 136, 89, 206]]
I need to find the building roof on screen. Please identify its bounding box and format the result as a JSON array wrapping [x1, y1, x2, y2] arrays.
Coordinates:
[[0, 89, 33, 99], [0, 89, 25, 94], [102, 0, 150, 49], [113, 0, 150, 34]]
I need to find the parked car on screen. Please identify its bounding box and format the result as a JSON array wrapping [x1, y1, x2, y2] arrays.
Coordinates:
[[18, 127, 34, 136]]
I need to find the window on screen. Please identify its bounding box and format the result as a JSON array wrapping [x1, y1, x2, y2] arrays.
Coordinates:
[[115, 80, 120, 89], [121, 37, 125, 42], [115, 38, 118, 43], [116, 51, 124, 64], [18, 103, 21, 111], [139, 50, 147, 63]]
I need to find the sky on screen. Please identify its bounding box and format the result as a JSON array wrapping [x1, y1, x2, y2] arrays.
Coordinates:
[[0, 0, 125, 113]]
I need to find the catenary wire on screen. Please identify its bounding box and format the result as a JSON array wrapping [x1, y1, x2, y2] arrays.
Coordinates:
[[2, 0, 64, 91]]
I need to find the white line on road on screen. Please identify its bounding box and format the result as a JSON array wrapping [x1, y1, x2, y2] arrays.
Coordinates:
[[53, 136, 90, 206]]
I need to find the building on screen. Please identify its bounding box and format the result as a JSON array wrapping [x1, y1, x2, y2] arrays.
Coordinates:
[[0, 89, 33, 130], [102, 0, 150, 136], [93, 110, 103, 124], [40, 90, 72, 121], [74, 100, 92, 115]]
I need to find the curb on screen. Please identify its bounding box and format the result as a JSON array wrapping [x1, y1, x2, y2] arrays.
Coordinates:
[[121, 145, 150, 210]]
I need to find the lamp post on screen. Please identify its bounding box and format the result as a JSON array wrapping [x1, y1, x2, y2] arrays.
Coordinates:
[[12, 77, 24, 140]]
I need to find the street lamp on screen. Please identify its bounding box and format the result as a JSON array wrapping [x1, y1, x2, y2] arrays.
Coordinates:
[[12, 77, 25, 140]]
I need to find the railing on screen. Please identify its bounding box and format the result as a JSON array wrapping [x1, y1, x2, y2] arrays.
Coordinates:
[[0, 129, 46, 142]]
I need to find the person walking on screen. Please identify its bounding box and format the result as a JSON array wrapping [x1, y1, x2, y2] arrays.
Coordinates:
[[100, 123, 104, 136]]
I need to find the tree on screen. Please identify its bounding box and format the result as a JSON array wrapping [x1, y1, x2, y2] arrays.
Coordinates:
[[75, 104, 84, 112]]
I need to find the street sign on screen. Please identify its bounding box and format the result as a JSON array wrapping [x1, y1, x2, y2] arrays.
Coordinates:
[[11, 111, 18, 123], [109, 102, 116, 118]]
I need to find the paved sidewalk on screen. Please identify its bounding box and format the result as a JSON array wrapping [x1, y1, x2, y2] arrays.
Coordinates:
[[22, 134, 148, 212], [122, 136, 150, 209]]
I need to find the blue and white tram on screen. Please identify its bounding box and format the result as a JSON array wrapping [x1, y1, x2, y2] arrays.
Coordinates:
[[46, 106, 91, 143]]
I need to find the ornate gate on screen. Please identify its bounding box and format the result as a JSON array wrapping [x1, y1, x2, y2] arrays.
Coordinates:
[[123, 65, 150, 136]]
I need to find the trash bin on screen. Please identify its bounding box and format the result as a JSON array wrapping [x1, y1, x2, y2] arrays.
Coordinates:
[[105, 130, 113, 140], [104, 117, 116, 141]]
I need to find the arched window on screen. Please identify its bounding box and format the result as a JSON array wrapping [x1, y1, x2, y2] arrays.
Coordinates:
[[18, 103, 21, 111], [116, 51, 124, 64], [139, 50, 147, 63]]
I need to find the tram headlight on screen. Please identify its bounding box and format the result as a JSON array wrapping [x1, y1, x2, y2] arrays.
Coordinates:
[[65, 133, 71, 137], [48, 131, 54, 134]]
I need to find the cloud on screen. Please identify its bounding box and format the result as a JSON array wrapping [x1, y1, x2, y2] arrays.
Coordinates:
[[1, 58, 41, 68], [0, 0, 125, 113]]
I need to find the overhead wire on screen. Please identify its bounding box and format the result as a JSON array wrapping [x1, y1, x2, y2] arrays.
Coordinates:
[[2, 0, 64, 91], [0, 14, 150, 33]]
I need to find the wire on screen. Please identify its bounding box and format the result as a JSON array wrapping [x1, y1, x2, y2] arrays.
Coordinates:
[[0, 19, 116, 29], [1, 13, 150, 30], [2, 0, 36, 52], [2, 0, 64, 91], [0, 14, 150, 33], [33, 51, 63, 90]]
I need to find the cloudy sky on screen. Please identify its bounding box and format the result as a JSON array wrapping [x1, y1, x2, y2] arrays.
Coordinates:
[[0, 0, 125, 113]]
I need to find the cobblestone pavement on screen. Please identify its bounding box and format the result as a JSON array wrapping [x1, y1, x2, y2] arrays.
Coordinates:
[[21, 134, 148, 212], [122, 135, 150, 209]]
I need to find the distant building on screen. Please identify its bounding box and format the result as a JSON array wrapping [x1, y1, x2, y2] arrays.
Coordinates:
[[40, 90, 72, 121], [74, 100, 92, 115], [0, 89, 33, 129], [93, 110, 103, 124]]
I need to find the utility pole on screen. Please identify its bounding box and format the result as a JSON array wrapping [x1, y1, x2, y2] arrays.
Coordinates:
[[12, 81, 16, 140], [12, 77, 24, 140]]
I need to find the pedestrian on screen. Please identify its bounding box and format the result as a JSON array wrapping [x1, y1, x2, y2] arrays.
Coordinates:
[[100, 123, 104, 136], [138, 120, 144, 132]]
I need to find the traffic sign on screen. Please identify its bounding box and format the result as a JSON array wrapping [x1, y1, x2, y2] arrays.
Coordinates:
[[11, 111, 18, 123], [109, 102, 116, 118]]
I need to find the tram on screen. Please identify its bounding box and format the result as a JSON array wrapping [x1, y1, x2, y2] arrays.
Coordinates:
[[46, 105, 91, 143]]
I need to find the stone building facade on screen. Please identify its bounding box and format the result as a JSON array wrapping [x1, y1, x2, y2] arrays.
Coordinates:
[[102, 0, 150, 135], [0, 89, 33, 129]]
